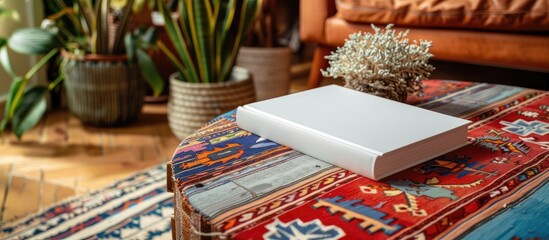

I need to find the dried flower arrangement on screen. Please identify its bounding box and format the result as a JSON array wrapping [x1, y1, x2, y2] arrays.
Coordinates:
[[321, 24, 435, 102]]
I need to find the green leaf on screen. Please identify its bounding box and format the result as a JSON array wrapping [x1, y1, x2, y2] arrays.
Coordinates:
[[138, 27, 158, 45], [157, 0, 196, 82], [48, 73, 65, 90], [4, 77, 24, 120], [136, 48, 164, 96], [221, 0, 261, 82], [124, 33, 136, 63], [7, 49, 58, 124], [93, 0, 109, 54], [157, 0, 260, 83], [177, 0, 192, 52], [156, 40, 188, 79], [12, 87, 48, 139], [75, 0, 95, 35], [112, 0, 135, 54], [53, 0, 86, 36], [7, 28, 60, 55], [0, 119, 8, 134], [24, 49, 59, 80], [0, 46, 16, 78], [215, 0, 234, 80], [191, 0, 213, 82]]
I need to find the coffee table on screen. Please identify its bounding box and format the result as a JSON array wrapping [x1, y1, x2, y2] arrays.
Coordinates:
[[168, 80, 549, 239]]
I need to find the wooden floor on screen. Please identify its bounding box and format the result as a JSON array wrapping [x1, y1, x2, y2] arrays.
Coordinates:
[[0, 104, 182, 222]]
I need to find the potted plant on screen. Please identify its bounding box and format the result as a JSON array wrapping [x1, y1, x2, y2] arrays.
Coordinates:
[[0, 0, 164, 138], [156, 0, 261, 140], [237, 0, 292, 101]]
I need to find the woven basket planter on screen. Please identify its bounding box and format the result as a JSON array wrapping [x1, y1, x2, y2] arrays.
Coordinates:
[[168, 66, 256, 140], [237, 46, 291, 100], [62, 53, 145, 127]]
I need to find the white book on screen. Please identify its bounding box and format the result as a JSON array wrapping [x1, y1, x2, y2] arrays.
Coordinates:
[[236, 85, 471, 180]]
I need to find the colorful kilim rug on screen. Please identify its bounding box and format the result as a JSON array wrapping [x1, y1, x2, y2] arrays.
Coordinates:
[[171, 80, 549, 239], [0, 164, 173, 239]]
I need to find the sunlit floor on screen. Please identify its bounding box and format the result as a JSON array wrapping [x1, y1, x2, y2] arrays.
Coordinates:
[[0, 104, 181, 222]]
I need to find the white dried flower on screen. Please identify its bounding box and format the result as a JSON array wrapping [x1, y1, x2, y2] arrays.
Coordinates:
[[321, 24, 435, 101]]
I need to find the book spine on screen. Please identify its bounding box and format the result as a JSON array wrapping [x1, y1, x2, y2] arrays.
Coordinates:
[[236, 107, 378, 179]]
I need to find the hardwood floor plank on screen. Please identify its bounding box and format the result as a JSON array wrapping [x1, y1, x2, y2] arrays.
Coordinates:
[[39, 110, 69, 144]]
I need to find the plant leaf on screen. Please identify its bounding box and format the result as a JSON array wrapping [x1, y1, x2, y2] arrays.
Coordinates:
[[93, 0, 109, 54], [220, 0, 237, 82], [136, 48, 164, 96], [12, 87, 48, 139], [53, 0, 86, 35], [157, 0, 196, 82], [8, 28, 60, 55], [112, 0, 135, 54], [185, 0, 209, 83], [214, 0, 232, 81], [138, 27, 158, 45], [0, 45, 16, 78], [4, 77, 23, 122], [75, 0, 95, 35], [0, 119, 8, 134], [177, 0, 192, 51], [124, 33, 135, 63], [156, 40, 188, 78], [221, 0, 261, 82], [8, 49, 58, 123], [191, 0, 213, 82]]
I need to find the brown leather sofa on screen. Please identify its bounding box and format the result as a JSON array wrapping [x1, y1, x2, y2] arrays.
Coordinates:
[[300, 0, 549, 88]]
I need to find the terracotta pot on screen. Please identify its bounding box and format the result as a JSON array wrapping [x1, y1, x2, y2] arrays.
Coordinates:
[[62, 52, 145, 126], [168, 66, 256, 140]]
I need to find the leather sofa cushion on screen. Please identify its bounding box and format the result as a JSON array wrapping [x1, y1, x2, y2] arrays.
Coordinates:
[[336, 0, 549, 32], [325, 16, 549, 71]]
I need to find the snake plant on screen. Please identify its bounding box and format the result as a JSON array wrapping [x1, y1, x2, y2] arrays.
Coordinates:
[[156, 0, 262, 83], [0, 0, 163, 139]]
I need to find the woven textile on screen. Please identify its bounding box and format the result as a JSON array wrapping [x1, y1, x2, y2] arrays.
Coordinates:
[[1, 80, 547, 239], [171, 80, 549, 239], [0, 165, 173, 240]]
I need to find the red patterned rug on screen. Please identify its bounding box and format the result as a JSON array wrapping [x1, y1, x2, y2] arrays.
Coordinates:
[[171, 80, 549, 239]]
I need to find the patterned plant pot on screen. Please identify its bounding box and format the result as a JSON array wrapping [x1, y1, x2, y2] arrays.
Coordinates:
[[168, 66, 256, 140], [62, 53, 145, 127]]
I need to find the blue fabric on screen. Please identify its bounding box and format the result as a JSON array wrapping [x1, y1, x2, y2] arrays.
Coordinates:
[[462, 179, 549, 239]]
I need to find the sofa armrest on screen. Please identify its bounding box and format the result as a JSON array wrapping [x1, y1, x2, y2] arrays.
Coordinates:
[[300, 0, 336, 44]]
